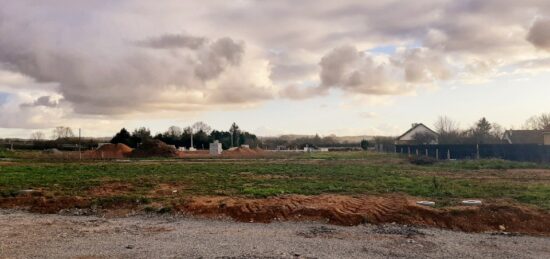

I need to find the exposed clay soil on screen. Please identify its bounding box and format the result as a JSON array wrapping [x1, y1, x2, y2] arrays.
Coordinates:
[[82, 143, 133, 159], [87, 182, 135, 197], [176, 195, 550, 235], [176, 150, 209, 158], [176, 147, 267, 158], [1, 192, 549, 235], [223, 147, 266, 158], [0, 195, 91, 214]]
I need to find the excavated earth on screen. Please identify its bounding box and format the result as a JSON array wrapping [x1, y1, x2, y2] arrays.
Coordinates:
[[177, 195, 550, 235], [1, 192, 549, 236]]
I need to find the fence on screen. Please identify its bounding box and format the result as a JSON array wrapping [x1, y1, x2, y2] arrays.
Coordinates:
[[395, 144, 550, 163]]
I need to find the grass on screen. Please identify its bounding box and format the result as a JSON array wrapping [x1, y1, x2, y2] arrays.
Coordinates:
[[0, 149, 15, 159], [0, 152, 549, 210], [435, 158, 548, 170]]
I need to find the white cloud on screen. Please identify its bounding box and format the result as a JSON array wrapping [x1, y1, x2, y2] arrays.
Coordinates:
[[0, 0, 550, 131]]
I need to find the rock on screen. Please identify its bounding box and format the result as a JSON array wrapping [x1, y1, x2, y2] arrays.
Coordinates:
[[416, 201, 435, 207], [462, 200, 482, 206]]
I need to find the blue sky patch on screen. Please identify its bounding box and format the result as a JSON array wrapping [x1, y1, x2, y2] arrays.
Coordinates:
[[368, 45, 397, 54], [0, 92, 10, 106]]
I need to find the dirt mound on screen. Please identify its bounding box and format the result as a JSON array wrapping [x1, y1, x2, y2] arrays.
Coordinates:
[[176, 150, 210, 158], [98, 143, 133, 154], [0, 195, 91, 214], [223, 147, 264, 158], [82, 143, 133, 159], [131, 139, 177, 158], [175, 195, 550, 235]]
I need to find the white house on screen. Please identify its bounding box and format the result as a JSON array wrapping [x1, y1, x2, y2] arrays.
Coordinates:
[[395, 123, 438, 145]]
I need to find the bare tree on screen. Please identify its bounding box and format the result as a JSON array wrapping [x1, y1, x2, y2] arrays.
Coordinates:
[[434, 116, 463, 144], [524, 113, 550, 130], [434, 116, 460, 134], [30, 131, 45, 141], [412, 132, 437, 145], [191, 121, 212, 134], [165, 126, 182, 138], [491, 123, 505, 140], [51, 126, 74, 139]]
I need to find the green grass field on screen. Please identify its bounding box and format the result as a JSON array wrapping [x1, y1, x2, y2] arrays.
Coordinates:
[[1, 151, 549, 210]]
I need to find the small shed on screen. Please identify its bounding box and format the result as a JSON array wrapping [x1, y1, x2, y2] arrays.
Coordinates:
[[209, 140, 222, 156]]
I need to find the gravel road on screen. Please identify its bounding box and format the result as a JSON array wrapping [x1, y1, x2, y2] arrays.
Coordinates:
[[0, 210, 549, 259]]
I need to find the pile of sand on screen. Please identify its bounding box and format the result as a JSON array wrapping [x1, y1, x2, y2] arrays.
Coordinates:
[[84, 143, 133, 159], [131, 139, 177, 158]]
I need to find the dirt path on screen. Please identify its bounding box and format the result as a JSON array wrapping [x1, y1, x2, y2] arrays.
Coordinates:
[[0, 210, 549, 259]]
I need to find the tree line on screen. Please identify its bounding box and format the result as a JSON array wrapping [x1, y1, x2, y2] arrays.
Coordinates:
[[110, 122, 260, 149], [18, 112, 550, 150], [261, 134, 365, 150]]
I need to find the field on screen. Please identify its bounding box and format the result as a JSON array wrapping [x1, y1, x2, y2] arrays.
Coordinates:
[[1, 151, 550, 235]]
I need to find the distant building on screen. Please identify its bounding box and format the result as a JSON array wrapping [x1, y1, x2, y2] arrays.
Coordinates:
[[503, 130, 550, 145], [395, 123, 438, 145], [209, 140, 222, 156], [303, 145, 329, 152]]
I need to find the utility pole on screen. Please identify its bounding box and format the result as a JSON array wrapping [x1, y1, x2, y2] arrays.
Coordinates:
[[78, 128, 82, 161], [190, 129, 194, 149]]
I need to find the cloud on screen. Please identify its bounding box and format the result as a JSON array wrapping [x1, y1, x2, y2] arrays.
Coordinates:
[[359, 111, 378, 119], [319, 46, 402, 95], [279, 84, 327, 100], [194, 37, 245, 80], [0, 11, 268, 116], [20, 95, 59, 108], [392, 48, 451, 83], [316, 45, 449, 96], [527, 17, 550, 51], [136, 34, 207, 49], [1, 0, 550, 131]]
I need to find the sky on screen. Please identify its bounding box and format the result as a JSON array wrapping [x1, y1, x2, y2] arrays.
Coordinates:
[[0, 0, 549, 139]]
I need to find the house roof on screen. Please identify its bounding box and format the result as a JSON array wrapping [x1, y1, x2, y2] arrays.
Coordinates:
[[504, 130, 544, 144], [396, 123, 438, 140]]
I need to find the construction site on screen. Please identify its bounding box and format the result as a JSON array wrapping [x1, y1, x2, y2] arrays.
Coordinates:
[[1, 144, 550, 257]]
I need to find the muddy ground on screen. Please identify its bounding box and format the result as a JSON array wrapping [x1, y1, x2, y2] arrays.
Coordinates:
[[0, 209, 549, 259]]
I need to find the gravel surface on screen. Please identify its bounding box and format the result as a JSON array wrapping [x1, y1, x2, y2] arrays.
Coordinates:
[[0, 210, 549, 259]]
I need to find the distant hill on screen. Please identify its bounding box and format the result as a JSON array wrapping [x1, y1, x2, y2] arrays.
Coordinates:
[[259, 134, 374, 143]]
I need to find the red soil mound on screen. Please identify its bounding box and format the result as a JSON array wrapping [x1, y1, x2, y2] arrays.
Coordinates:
[[0, 195, 91, 214], [175, 195, 550, 235], [131, 139, 177, 158], [83, 143, 133, 159], [223, 147, 265, 158], [176, 150, 210, 158]]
